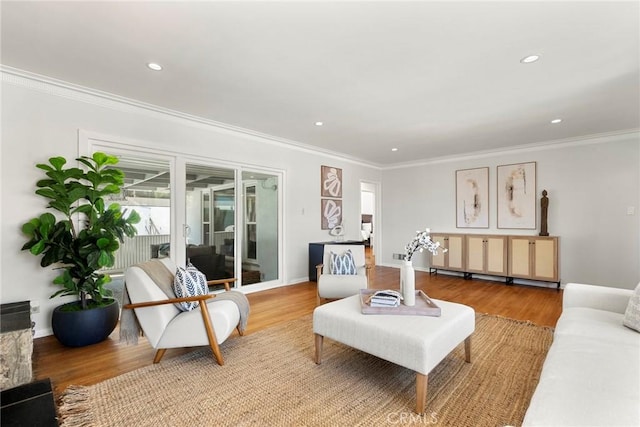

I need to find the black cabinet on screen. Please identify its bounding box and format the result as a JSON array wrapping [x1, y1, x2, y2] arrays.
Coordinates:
[[308, 240, 364, 281], [1, 379, 58, 426]]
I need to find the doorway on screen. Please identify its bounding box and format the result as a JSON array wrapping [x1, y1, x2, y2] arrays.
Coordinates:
[[360, 181, 379, 262]]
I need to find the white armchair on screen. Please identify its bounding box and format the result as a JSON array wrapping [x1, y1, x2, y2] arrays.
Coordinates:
[[123, 258, 241, 365], [316, 244, 371, 305]]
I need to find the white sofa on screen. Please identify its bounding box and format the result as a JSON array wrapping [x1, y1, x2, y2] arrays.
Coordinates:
[[523, 283, 640, 426]]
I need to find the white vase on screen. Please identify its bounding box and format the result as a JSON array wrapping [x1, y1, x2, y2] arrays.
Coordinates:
[[400, 260, 416, 306]]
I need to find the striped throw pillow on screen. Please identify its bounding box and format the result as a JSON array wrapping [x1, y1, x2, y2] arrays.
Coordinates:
[[330, 250, 357, 275], [173, 263, 208, 311]]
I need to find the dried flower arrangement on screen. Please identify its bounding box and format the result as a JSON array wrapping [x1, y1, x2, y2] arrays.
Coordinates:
[[404, 228, 448, 261]]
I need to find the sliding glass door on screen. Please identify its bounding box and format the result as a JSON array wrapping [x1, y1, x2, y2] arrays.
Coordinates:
[[103, 156, 172, 274], [241, 171, 279, 285], [87, 135, 282, 289], [185, 164, 236, 290], [185, 167, 280, 287]]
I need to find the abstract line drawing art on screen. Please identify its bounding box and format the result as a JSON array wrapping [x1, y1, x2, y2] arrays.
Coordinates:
[[321, 166, 342, 198], [456, 167, 489, 228], [321, 198, 342, 230], [497, 162, 536, 229]]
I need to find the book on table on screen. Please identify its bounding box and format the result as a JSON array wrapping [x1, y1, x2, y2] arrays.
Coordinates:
[[360, 289, 442, 316], [368, 290, 402, 307]]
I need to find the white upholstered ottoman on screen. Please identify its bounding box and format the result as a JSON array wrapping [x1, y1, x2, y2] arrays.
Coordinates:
[[313, 294, 475, 414]]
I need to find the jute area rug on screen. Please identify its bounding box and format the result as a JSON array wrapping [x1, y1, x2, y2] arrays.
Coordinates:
[[58, 313, 553, 427]]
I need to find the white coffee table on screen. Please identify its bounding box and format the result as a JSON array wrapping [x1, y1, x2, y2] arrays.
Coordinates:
[[313, 294, 475, 414]]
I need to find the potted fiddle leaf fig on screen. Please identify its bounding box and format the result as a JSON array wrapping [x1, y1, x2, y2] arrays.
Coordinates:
[[21, 152, 140, 347]]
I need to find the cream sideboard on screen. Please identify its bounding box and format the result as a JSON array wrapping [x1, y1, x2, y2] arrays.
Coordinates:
[[429, 233, 560, 288]]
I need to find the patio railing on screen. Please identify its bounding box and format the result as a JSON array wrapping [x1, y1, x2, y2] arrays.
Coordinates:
[[104, 234, 170, 274]]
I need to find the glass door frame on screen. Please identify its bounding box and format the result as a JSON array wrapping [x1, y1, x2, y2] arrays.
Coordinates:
[[81, 131, 284, 290], [240, 168, 283, 289]]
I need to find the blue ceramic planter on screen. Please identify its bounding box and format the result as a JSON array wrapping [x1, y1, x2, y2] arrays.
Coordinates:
[[51, 299, 119, 347]]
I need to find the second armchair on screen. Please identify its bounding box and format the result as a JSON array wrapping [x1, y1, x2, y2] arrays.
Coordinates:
[[316, 244, 371, 305]]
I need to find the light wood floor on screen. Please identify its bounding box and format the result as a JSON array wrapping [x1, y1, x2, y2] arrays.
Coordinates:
[[33, 262, 562, 397]]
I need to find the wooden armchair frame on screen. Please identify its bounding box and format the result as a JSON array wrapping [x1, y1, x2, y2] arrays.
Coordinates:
[[123, 277, 241, 366]]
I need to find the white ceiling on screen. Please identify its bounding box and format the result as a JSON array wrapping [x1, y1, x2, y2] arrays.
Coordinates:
[[2, 1, 639, 166]]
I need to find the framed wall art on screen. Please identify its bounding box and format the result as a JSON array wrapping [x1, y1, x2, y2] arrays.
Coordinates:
[[321, 198, 342, 230], [321, 165, 342, 198], [456, 167, 489, 228], [497, 161, 536, 229]]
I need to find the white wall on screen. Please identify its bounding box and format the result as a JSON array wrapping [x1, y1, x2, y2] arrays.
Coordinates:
[[3, 70, 638, 339], [381, 132, 640, 289], [1, 74, 381, 337]]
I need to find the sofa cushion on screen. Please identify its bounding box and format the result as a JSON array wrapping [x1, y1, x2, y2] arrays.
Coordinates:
[[187, 245, 216, 257], [556, 307, 639, 345], [523, 334, 640, 426], [623, 282, 640, 333], [173, 264, 208, 311], [563, 283, 634, 314], [330, 249, 357, 275], [189, 253, 226, 280], [318, 273, 368, 299]]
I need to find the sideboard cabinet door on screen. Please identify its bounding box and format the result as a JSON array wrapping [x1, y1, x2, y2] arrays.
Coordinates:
[[430, 234, 465, 272], [532, 237, 558, 281], [430, 234, 447, 269], [486, 235, 508, 276], [465, 235, 508, 276], [508, 236, 559, 282]]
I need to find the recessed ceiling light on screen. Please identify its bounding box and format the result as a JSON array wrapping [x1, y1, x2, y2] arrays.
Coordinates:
[[314, 121, 324, 126], [550, 118, 562, 124], [391, 148, 398, 152], [520, 55, 540, 64], [147, 62, 163, 71]]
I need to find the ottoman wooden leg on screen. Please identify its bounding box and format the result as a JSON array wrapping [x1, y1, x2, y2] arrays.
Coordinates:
[[415, 372, 428, 414], [464, 336, 472, 363], [314, 333, 324, 364]]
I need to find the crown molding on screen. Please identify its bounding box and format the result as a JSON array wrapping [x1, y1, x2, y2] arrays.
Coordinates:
[[3, 65, 636, 171], [383, 128, 640, 170], [1, 65, 382, 169]]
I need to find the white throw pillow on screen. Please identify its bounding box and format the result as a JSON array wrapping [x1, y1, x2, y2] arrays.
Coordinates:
[[330, 250, 357, 275], [173, 263, 208, 311], [623, 282, 640, 333]]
